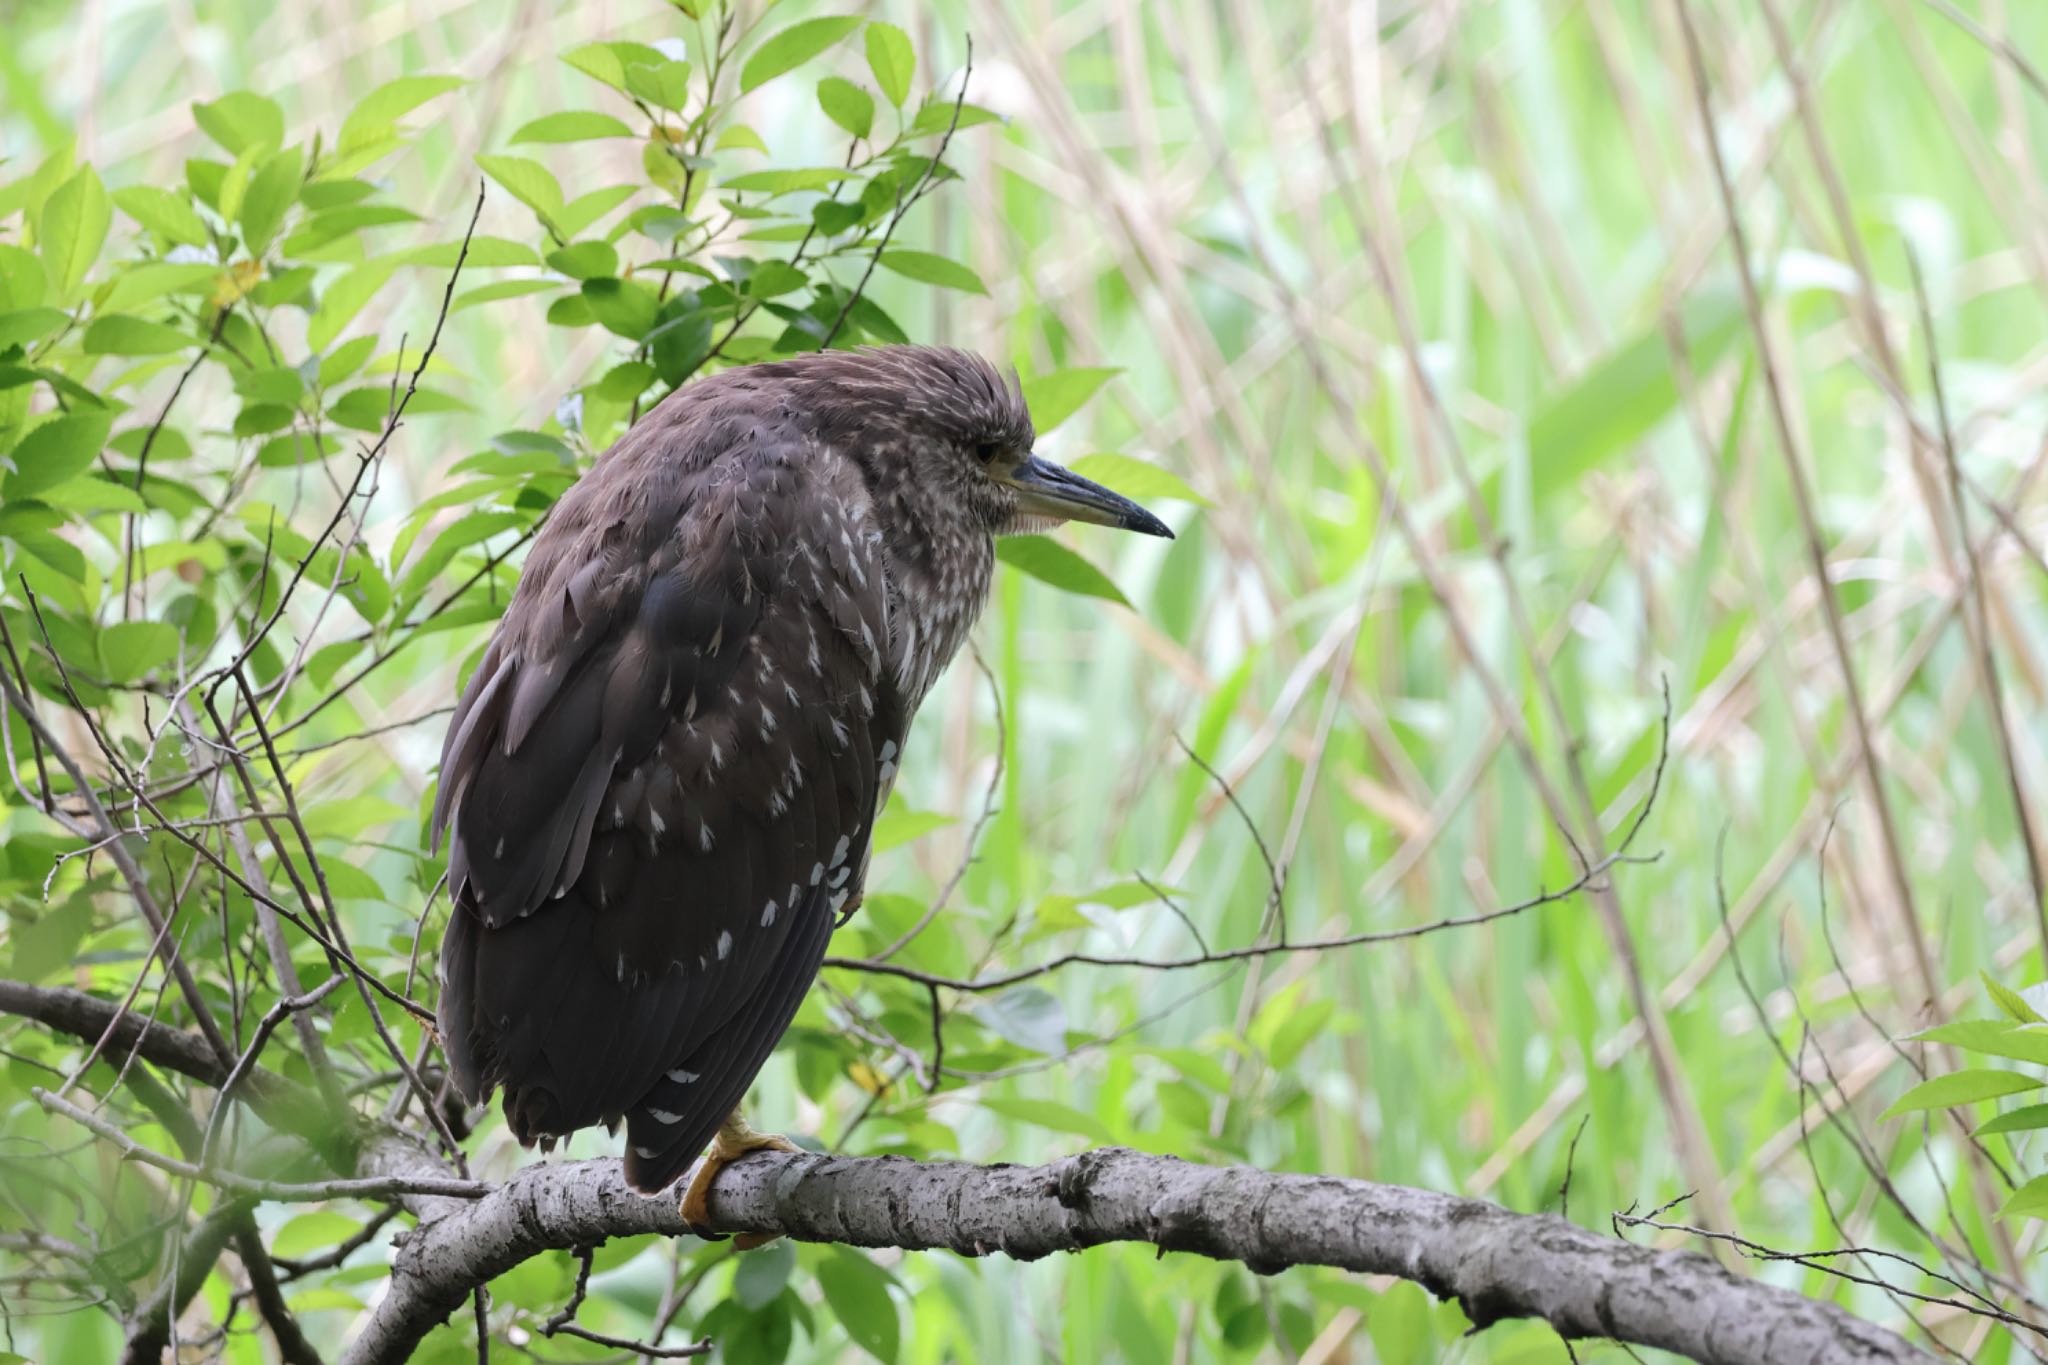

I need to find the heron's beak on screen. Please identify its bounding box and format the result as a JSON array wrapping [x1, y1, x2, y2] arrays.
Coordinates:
[[1001, 455, 1174, 538]]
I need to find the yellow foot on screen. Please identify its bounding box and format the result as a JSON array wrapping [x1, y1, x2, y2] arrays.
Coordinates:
[[678, 1112, 800, 1248]]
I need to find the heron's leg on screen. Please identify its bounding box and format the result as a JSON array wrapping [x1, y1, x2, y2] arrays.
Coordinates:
[[679, 1110, 800, 1248]]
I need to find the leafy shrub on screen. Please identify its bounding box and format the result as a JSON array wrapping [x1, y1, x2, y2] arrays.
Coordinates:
[[0, 5, 1129, 1357]]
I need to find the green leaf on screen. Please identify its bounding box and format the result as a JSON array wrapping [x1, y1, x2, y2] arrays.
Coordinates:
[[1977, 1103, 2048, 1137], [741, 16, 864, 94], [555, 185, 639, 240], [1999, 1174, 2048, 1220], [1068, 453, 1207, 506], [812, 199, 863, 237], [721, 167, 854, 196], [580, 278, 660, 338], [1267, 997, 1338, 1069], [476, 154, 564, 228], [872, 805, 951, 853], [281, 203, 418, 256], [865, 22, 915, 106], [39, 166, 110, 300], [185, 158, 226, 211], [83, 314, 195, 356], [257, 431, 338, 467], [1910, 1020, 2048, 1068], [746, 260, 807, 299], [14, 531, 87, 586], [818, 78, 875, 139], [546, 241, 619, 280], [732, 1238, 796, 1310], [1366, 1281, 1436, 1365], [98, 621, 180, 683], [239, 146, 304, 255], [997, 535, 1130, 606], [488, 1249, 574, 1312], [717, 125, 769, 154], [37, 475, 146, 515], [453, 279, 560, 313], [311, 133, 405, 181], [815, 1247, 900, 1364], [1146, 1046, 1232, 1093], [625, 59, 694, 112], [977, 1097, 1116, 1145], [318, 335, 378, 387], [547, 294, 595, 328], [298, 178, 377, 210], [0, 308, 70, 348], [4, 411, 113, 498], [877, 249, 985, 294], [977, 986, 1067, 1055], [8, 897, 90, 984], [1985, 974, 2045, 1024], [511, 111, 636, 144], [1527, 289, 1742, 498], [1022, 367, 1117, 434], [0, 244, 47, 310], [111, 186, 209, 246], [110, 426, 191, 465], [307, 259, 397, 351], [235, 403, 297, 437], [98, 262, 221, 312], [214, 146, 259, 228], [395, 237, 538, 269], [561, 43, 629, 91], [193, 92, 284, 156], [908, 101, 1003, 137], [340, 75, 462, 148], [1881, 1069, 2045, 1120], [561, 41, 669, 94], [395, 509, 525, 607], [235, 365, 304, 406], [591, 360, 655, 402], [328, 385, 466, 432]]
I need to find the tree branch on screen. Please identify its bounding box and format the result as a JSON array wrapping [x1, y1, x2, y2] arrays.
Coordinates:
[[0, 978, 333, 1154], [4, 965, 1934, 1363], [344, 1147, 1931, 1365], [234, 1222, 327, 1365]]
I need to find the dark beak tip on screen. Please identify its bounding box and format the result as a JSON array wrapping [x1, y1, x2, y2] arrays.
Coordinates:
[[1128, 512, 1174, 540]]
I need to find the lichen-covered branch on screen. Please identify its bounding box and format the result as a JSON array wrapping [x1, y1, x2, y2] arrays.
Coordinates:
[[343, 1146, 1931, 1365]]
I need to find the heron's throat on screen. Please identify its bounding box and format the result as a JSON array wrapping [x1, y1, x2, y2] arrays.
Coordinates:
[[882, 529, 994, 705]]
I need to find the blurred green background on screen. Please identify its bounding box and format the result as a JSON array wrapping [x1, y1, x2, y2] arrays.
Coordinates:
[[7, 0, 2048, 1360]]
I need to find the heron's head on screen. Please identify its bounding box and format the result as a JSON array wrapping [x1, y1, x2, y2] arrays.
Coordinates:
[[800, 345, 1174, 543]]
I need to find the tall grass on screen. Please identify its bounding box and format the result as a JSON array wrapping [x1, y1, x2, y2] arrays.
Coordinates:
[[8, 0, 2048, 1358]]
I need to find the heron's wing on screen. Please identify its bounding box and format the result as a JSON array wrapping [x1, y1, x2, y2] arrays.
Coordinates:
[[434, 423, 899, 1188]]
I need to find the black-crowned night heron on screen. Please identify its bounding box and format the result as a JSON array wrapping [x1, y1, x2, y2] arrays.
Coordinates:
[[431, 345, 1169, 1229]]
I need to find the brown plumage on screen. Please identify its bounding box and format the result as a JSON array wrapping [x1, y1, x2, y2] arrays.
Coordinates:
[[432, 345, 1169, 1193]]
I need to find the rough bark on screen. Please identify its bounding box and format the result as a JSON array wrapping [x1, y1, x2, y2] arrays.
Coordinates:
[[343, 1146, 1931, 1365]]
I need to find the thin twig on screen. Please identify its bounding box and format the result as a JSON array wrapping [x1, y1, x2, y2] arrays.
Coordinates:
[[32, 1088, 487, 1202], [819, 39, 974, 350]]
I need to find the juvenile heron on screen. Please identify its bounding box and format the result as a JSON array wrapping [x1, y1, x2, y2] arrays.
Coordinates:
[[432, 345, 1169, 1226]]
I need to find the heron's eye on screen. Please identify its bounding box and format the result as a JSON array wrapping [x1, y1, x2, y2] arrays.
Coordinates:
[[974, 441, 1003, 465]]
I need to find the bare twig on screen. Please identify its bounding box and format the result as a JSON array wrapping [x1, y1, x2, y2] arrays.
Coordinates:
[[830, 700, 1666, 993], [32, 1087, 486, 1203], [818, 39, 974, 350], [0, 629, 236, 1072]]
